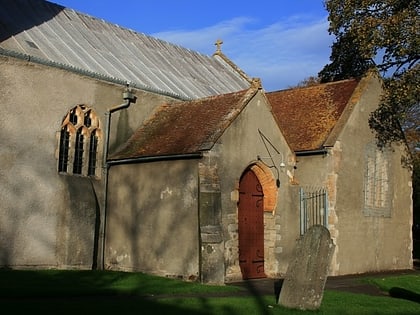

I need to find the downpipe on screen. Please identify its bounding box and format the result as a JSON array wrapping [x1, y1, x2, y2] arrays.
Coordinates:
[[98, 85, 136, 270]]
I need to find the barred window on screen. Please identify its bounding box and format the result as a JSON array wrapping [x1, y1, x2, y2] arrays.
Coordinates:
[[299, 186, 328, 235], [363, 142, 391, 217], [57, 105, 102, 179]]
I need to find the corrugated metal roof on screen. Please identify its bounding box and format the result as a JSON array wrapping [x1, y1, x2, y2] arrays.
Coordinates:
[[110, 86, 259, 160], [267, 79, 359, 152], [0, 0, 251, 99]]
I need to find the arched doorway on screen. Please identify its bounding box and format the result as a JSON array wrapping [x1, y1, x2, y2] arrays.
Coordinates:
[[238, 168, 266, 279]]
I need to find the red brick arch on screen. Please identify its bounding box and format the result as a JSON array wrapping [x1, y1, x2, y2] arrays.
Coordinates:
[[249, 162, 279, 212]]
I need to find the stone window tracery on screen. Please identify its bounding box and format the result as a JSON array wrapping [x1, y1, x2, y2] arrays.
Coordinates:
[[57, 105, 102, 179]]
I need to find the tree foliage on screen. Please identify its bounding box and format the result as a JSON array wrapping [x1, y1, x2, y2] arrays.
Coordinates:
[[318, 32, 375, 82], [293, 76, 321, 88], [320, 0, 419, 155]]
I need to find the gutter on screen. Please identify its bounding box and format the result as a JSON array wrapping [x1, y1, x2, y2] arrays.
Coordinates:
[[295, 148, 329, 156], [0, 47, 189, 100], [107, 152, 203, 166]]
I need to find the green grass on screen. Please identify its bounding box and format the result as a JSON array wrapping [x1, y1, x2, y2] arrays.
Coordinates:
[[0, 269, 239, 297], [364, 274, 420, 294], [1, 269, 420, 315], [159, 292, 420, 315]]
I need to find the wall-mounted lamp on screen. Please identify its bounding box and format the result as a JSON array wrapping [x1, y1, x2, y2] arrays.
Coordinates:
[[279, 152, 286, 169], [257, 129, 290, 188], [257, 154, 286, 171]]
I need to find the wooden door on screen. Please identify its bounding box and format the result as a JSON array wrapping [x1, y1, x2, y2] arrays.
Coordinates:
[[238, 169, 266, 279]]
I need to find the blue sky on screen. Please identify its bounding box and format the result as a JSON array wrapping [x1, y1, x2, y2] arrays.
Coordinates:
[[53, 1, 333, 91]]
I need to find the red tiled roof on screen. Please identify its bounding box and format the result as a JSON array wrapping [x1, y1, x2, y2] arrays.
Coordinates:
[[110, 87, 259, 160], [266, 79, 359, 152]]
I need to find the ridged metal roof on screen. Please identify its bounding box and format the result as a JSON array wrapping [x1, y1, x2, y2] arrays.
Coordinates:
[[0, 0, 251, 99]]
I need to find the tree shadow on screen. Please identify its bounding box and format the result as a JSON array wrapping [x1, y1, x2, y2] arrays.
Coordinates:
[[227, 278, 283, 315], [389, 287, 420, 304], [0, 270, 260, 315]]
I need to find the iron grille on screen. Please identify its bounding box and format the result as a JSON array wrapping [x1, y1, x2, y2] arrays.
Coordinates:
[[299, 187, 328, 235]]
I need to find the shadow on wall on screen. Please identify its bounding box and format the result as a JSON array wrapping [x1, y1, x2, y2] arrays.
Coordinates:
[[111, 109, 134, 154], [0, 0, 64, 42], [106, 161, 200, 280], [0, 158, 61, 267], [58, 175, 99, 268]]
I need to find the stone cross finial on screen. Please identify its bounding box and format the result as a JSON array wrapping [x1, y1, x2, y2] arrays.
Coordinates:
[[215, 39, 223, 53]]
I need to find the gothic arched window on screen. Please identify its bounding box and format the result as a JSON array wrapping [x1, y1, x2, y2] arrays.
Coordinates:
[[57, 105, 102, 179]]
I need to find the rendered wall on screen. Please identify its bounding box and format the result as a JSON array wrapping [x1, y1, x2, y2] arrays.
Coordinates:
[[106, 160, 200, 280], [294, 76, 412, 276], [212, 91, 298, 281], [332, 76, 412, 275], [0, 55, 175, 269]]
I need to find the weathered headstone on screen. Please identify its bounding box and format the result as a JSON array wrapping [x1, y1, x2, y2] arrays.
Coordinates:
[[278, 225, 335, 310]]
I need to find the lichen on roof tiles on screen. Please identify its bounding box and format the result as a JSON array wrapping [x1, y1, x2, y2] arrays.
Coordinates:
[[110, 87, 259, 160], [267, 79, 359, 152]]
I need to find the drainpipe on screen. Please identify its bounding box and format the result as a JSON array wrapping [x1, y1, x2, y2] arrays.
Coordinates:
[[98, 85, 137, 270]]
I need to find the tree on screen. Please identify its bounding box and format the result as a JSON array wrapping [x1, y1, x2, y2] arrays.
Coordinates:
[[320, 0, 420, 257], [293, 76, 321, 88], [318, 32, 375, 82], [319, 0, 419, 153]]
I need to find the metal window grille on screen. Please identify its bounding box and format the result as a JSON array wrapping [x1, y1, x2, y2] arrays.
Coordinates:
[[300, 187, 328, 235]]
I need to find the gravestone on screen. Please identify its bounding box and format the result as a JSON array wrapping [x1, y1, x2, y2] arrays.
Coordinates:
[[278, 225, 335, 310]]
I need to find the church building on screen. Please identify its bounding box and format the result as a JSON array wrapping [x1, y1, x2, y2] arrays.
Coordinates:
[[0, 0, 413, 284]]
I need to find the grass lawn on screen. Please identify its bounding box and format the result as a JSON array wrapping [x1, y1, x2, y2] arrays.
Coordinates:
[[1, 269, 420, 314]]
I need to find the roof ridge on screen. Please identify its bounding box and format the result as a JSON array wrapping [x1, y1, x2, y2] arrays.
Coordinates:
[[212, 48, 253, 84], [198, 84, 260, 150], [267, 78, 360, 152], [170, 81, 259, 104], [267, 78, 359, 94]]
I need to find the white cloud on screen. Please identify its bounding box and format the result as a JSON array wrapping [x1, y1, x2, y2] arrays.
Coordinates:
[[153, 15, 333, 91]]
